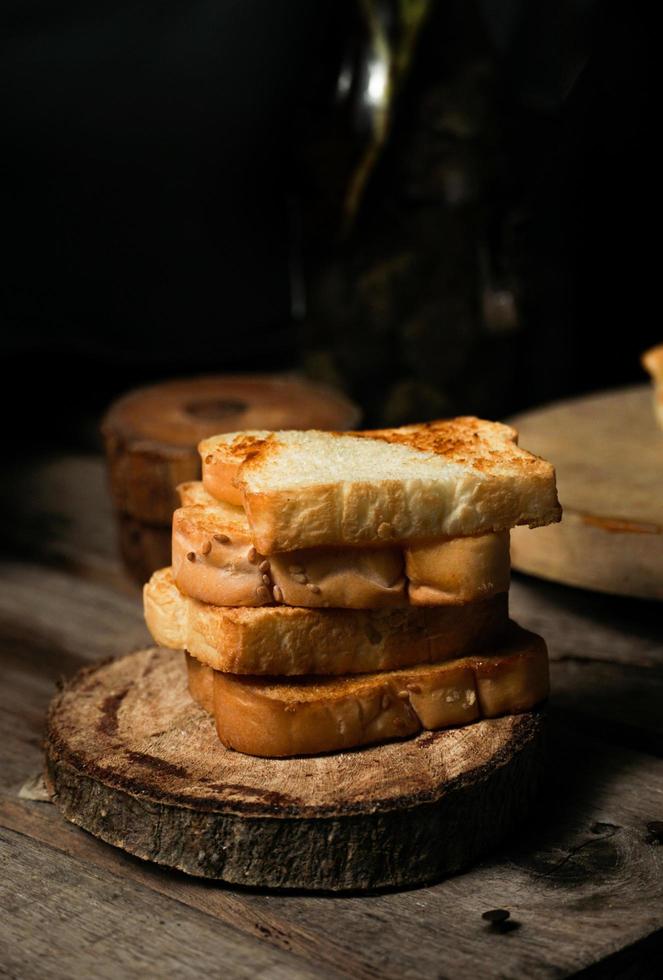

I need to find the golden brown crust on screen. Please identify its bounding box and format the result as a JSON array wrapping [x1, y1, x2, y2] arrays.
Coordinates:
[[200, 418, 539, 493], [171, 485, 510, 609], [185, 623, 548, 756], [199, 420, 561, 553], [144, 567, 509, 675], [359, 417, 522, 472], [241, 474, 559, 554]]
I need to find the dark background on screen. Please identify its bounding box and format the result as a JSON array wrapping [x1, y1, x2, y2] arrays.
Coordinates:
[[0, 0, 655, 451]]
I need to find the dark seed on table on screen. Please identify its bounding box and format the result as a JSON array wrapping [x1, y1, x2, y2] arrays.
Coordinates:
[[482, 909, 510, 924]]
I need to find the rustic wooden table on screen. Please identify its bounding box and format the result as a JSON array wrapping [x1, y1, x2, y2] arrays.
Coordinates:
[[2, 455, 663, 979]]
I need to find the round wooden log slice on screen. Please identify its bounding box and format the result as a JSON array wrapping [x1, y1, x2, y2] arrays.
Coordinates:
[[45, 648, 546, 891], [102, 374, 360, 526], [510, 385, 663, 599]]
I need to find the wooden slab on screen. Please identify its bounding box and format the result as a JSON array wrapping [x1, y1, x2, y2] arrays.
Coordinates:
[[45, 647, 545, 891], [510, 385, 663, 598], [6, 454, 663, 975]]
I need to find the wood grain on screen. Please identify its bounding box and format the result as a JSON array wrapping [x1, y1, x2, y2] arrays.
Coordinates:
[[45, 647, 545, 890], [510, 575, 663, 668], [5, 727, 663, 979], [511, 385, 663, 599], [3, 453, 663, 976], [0, 828, 325, 980]]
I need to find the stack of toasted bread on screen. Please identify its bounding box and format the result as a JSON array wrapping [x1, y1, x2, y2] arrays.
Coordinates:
[[144, 418, 561, 756]]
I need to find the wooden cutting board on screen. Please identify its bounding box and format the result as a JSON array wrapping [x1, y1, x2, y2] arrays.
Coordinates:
[[510, 384, 663, 599], [45, 648, 545, 891]]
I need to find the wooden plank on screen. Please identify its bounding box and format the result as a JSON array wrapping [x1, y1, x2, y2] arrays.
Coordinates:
[[4, 455, 133, 592], [3, 573, 661, 977], [550, 661, 663, 754], [511, 575, 663, 668], [3, 722, 663, 979], [0, 801, 376, 980], [0, 827, 327, 980], [3, 454, 663, 976], [0, 561, 148, 664], [0, 566, 148, 798]]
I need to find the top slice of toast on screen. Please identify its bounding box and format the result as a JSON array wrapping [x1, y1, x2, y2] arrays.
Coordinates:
[[199, 417, 561, 554]]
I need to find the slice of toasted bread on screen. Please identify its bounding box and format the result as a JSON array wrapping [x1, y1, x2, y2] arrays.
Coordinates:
[[642, 345, 663, 381], [144, 567, 509, 674], [642, 345, 663, 429], [406, 531, 510, 605], [173, 481, 509, 608], [199, 418, 561, 553], [185, 622, 548, 756], [173, 483, 406, 609]]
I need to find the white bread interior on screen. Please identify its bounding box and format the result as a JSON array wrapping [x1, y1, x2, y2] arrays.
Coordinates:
[[199, 418, 561, 553], [174, 481, 510, 608], [144, 566, 509, 675], [185, 622, 548, 756]]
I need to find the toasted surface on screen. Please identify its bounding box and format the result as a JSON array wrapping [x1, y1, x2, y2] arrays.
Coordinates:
[[642, 346, 663, 430], [172, 488, 407, 609], [177, 480, 225, 508], [200, 419, 560, 553], [173, 482, 509, 608], [642, 345, 663, 381], [406, 532, 510, 605], [145, 567, 509, 674], [186, 622, 548, 756]]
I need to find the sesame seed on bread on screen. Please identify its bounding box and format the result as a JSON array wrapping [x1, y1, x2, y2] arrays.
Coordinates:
[[173, 481, 510, 609]]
